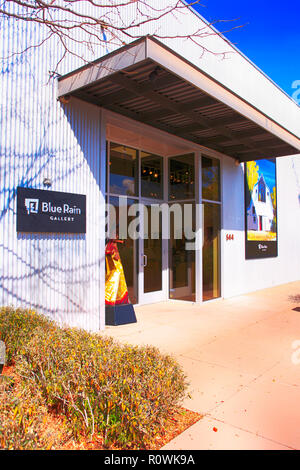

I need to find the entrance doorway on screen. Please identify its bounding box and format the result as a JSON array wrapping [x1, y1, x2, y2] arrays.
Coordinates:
[[106, 140, 221, 305], [107, 142, 169, 305]]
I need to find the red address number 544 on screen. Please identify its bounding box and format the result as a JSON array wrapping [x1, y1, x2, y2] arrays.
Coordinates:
[[226, 234, 234, 241]]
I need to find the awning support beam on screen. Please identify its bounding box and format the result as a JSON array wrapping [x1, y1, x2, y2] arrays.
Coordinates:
[[109, 72, 272, 159]]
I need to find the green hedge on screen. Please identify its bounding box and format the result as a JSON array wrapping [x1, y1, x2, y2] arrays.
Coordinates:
[[0, 307, 188, 449]]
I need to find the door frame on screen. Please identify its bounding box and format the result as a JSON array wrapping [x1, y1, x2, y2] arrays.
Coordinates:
[[138, 197, 169, 305], [106, 133, 210, 306]]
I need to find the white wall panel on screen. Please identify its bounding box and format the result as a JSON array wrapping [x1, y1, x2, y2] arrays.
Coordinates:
[[222, 156, 300, 298], [0, 8, 106, 330]]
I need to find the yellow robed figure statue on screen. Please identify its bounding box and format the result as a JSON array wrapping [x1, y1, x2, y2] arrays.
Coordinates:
[[105, 240, 129, 305]]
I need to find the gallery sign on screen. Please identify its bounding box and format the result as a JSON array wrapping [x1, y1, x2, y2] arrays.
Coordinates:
[[17, 187, 86, 233], [244, 158, 277, 259]]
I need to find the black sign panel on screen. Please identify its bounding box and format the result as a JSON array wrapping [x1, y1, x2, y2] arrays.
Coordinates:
[[17, 187, 86, 233], [244, 159, 278, 259]]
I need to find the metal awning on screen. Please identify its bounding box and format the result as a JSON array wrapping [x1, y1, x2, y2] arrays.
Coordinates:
[[58, 36, 300, 162]]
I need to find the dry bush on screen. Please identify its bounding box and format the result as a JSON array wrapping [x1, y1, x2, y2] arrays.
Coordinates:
[[0, 307, 188, 449], [0, 378, 67, 450]]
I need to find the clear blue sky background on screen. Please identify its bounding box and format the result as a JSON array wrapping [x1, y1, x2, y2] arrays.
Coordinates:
[[187, 0, 300, 97], [257, 159, 276, 192]]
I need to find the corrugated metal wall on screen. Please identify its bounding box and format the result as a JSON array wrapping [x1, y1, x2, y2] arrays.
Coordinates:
[[0, 3, 107, 330]]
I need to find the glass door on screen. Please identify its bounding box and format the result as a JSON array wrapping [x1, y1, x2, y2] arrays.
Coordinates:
[[168, 154, 196, 302], [108, 195, 139, 305], [138, 202, 168, 304], [169, 203, 196, 301], [106, 143, 139, 304], [107, 143, 199, 305], [139, 150, 167, 303]]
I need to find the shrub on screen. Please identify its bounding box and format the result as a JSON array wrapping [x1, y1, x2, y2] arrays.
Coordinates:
[[0, 306, 52, 365], [0, 379, 66, 450], [0, 308, 188, 449], [19, 327, 187, 448]]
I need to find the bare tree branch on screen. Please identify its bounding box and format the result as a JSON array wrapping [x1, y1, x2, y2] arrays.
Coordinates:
[[0, 0, 242, 72]]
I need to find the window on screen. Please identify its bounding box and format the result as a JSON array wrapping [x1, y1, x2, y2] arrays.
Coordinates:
[[141, 152, 163, 199], [202, 156, 221, 301], [109, 143, 138, 197], [258, 179, 266, 203], [202, 156, 220, 202], [169, 154, 194, 200]]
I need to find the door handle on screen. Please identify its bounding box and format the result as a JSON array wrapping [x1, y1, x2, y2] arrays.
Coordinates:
[[142, 254, 148, 267]]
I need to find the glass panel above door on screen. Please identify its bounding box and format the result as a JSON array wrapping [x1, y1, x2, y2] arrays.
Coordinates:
[[169, 154, 195, 200], [109, 142, 138, 197], [141, 152, 163, 200], [202, 156, 220, 202]]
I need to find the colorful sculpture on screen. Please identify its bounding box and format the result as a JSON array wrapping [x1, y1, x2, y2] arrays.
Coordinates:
[[105, 240, 129, 306]]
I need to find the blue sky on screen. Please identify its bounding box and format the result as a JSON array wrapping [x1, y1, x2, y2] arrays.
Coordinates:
[[256, 159, 276, 192], [187, 0, 300, 98]]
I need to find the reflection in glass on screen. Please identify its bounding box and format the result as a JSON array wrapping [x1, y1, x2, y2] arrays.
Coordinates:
[[144, 205, 162, 293], [141, 152, 163, 199], [109, 143, 138, 197], [169, 154, 195, 200], [107, 196, 138, 304], [202, 156, 220, 201], [203, 203, 220, 301], [169, 203, 195, 301]]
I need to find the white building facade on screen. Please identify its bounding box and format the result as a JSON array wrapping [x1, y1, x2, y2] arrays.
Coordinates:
[[1, 1, 300, 331]]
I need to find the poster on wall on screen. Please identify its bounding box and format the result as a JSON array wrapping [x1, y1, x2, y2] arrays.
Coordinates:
[[244, 158, 278, 259]]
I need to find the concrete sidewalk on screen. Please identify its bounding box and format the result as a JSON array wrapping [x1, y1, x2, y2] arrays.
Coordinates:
[[103, 281, 300, 450]]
